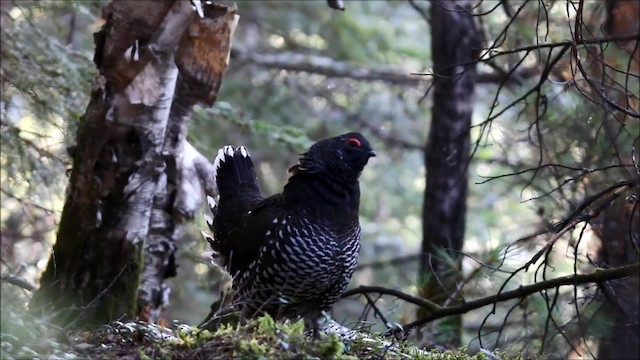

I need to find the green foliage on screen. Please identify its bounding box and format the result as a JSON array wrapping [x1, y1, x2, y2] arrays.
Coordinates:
[[1, 0, 97, 277]]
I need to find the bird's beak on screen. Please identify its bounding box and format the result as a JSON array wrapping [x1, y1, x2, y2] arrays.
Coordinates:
[[368, 149, 377, 157]]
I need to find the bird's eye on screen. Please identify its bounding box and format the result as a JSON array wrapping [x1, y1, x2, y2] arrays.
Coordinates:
[[346, 137, 362, 148]]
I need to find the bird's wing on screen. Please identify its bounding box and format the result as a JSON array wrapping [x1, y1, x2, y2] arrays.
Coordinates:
[[219, 193, 286, 278]]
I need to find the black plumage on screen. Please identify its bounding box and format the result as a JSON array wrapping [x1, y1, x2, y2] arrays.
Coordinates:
[[202, 132, 375, 329]]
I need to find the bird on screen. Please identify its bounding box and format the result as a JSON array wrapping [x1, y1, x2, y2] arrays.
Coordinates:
[[200, 132, 375, 333]]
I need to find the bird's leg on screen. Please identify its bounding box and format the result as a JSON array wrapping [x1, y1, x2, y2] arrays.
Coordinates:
[[304, 314, 321, 339], [302, 307, 325, 339]]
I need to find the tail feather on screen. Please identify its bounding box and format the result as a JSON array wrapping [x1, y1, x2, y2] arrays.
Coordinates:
[[204, 145, 262, 270], [213, 145, 260, 199], [205, 195, 217, 228]]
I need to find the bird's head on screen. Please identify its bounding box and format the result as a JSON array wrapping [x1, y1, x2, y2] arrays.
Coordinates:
[[290, 132, 376, 181]]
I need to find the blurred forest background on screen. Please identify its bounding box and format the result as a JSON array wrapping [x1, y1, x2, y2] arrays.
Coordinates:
[[1, 0, 638, 359]]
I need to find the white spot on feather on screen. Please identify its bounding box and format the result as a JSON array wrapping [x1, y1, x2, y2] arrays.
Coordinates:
[[200, 230, 213, 242], [204, 213, 213, 227], [106, 107, 115, 121], [239, 146, 249, 158], [122, 40, 138, 63], [213, 147, 227, 171], [96, 208, 102, 227], [206, 195, 216, 209], [124, 46, 133, 62], [132, 40, 139, 62]]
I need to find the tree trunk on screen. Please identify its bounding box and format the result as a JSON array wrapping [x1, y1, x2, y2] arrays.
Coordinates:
[[592, 198, 640, 359], [418, 0, 481, 348], [30, 0, 237, 328], [593, 3, 640, 356]]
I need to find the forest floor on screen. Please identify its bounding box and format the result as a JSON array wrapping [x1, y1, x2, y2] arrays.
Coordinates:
[[1, 296, 517, 360]]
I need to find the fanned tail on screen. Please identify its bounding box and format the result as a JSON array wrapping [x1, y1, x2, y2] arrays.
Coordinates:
[[203, 145, 261, 260], [213, 145, 259, 198]]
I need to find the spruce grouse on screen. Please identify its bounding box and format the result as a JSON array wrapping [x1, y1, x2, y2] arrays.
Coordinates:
[[201, 132, 375, 330]]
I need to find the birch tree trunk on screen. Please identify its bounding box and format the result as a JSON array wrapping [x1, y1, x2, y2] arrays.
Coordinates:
[[418, 0, 482, 348], [30, 0, 237, 328]]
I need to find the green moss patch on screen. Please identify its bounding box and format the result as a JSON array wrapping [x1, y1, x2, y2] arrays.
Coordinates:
[[1, 305, 522, 360]]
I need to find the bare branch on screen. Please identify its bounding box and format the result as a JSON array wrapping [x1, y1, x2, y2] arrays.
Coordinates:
[[232, 49, 538, 87], [342, 285, 441, 313], [0, 274, 36, 291], [377, 262, 640, 336]]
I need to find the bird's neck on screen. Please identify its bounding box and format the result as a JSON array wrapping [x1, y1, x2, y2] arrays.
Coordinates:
[[283, 172, 361, 217]]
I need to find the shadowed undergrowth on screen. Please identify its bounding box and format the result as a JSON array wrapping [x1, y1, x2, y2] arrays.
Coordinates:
[[1, 295, 523, 360]]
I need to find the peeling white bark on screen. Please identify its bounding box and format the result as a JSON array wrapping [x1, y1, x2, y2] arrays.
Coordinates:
[[32, 0, 236, 328], [186, 141, 217, 196], [117, 62, 178, 242], [125, 63, 167, 106], [135, 1, 237, 322], [175, 142, 205, 218]]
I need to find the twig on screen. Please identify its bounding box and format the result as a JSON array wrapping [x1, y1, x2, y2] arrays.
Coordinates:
[[362, 292, 392, 330], [341, 286, 442, 313], [1, 275, 36, 291]]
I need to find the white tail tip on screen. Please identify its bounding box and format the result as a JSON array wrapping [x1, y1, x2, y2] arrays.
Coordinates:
[[204, 213, 214, 227], [213, 148, 226, 170], [239, 146, 249, 158], [206, 195, 217, 209], [200, 230, 213, 241]]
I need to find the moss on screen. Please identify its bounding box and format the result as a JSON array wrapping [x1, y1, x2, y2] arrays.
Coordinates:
[[29, 235, 145, 329], [255, 313, 278, 336], [173, 325, 215, 349], [1, 303, 525, 360], [226, 314, 349, 358], [100, 238, 145, 326], [238, 338, 271, 357], [318, 334, 348, 359]]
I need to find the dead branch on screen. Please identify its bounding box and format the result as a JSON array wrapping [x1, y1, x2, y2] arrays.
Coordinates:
[[348, 262, 640, 337], [231, 48, 538, 87], [0, 274, 36, 291], [342, 285, 441, 313]]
